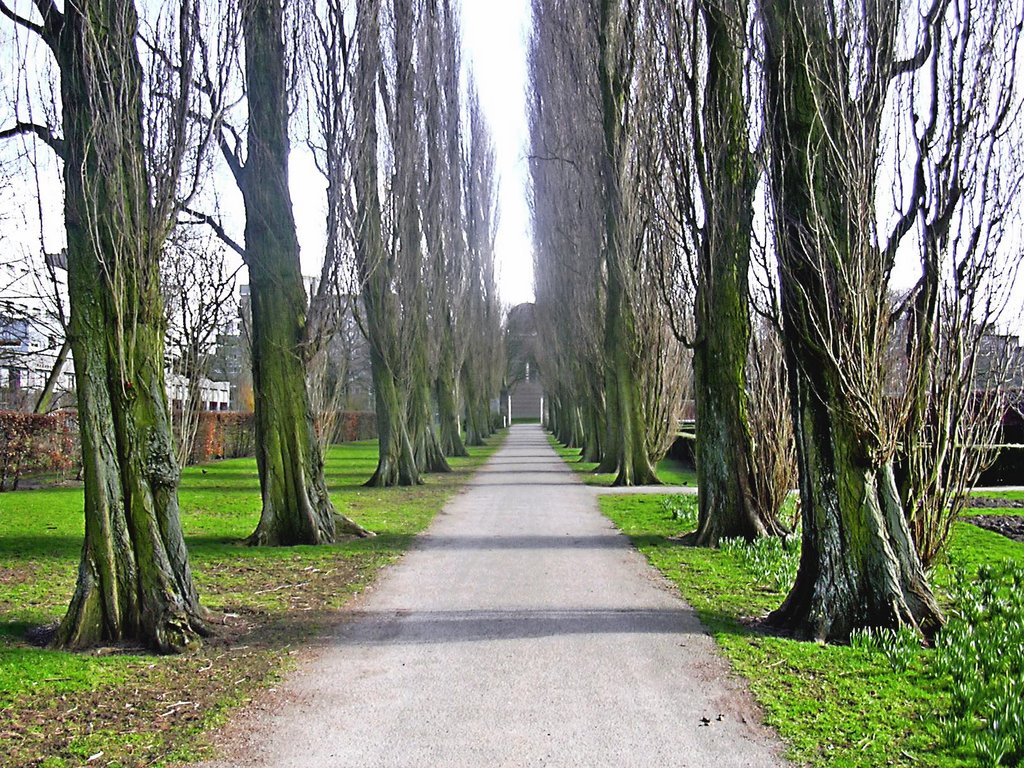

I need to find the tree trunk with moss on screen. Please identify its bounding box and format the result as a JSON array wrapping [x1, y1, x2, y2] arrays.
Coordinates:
[[391, 0, 449, 476], [436, 333, 468, 457], [580, 391, 605, 463], [366, 343, 420, 487], [764, 0, 941, 641], [241, 0, 370, 543], [47, 0, 207, 652], [692, 1, 782, 545], [461, 361, 488, 446], [602, 271, 659, 485], [354, 0, 421, 487], [595, 0, 659, 487]]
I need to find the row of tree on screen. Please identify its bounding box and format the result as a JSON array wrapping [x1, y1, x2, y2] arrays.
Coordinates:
[[0, 0, 503, 652], [530, 0, 1023, 641]]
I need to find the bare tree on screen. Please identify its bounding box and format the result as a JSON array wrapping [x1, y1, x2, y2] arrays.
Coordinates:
[[461, 86, 503, 446], [893, 0, 1024, 567], [763, 0, 1023, 640], [161, 228, 237, 467], [528, 0, 607, 458], [747, 317, 797, 532], [420, 0, 469, 458], [646, 0, 787, 541], [349, 0, 422, 486], [0, 0, 210, 651], [222, 0, 370, 543]]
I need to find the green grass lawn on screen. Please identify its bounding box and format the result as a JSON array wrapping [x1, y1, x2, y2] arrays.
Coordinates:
[[600, 493, 1024, 768], [548, 434, 697, 487], [0, 434, 506, 767], [966, 489, 1024, 516]]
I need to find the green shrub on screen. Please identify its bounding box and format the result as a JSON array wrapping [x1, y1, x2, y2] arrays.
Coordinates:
[[0, 410, 78, 489]]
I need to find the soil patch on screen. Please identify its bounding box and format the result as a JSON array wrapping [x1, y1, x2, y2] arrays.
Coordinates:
[[966, 496, 1024, 510], [963, 515, 1024, 542]]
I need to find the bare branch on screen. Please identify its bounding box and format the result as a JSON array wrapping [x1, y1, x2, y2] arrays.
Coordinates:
[[179, 206, 246, 258], [0, 121, 65, 158], [0, 0, 45, 39]]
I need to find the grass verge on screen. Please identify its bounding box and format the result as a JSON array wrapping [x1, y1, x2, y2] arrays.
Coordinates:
[[599, 492, 1024, 767], [547, 434, 697, 487], [0, 433, 506, 767]]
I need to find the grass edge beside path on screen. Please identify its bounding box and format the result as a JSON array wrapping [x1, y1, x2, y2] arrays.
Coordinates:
[[546, 433, 697, 487], [0, 431, 507, 768], [598, 492, 1024, 768]]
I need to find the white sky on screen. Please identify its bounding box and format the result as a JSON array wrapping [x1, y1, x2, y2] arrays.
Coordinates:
[[457, 0, 535, 308], [290, 1, 536, 309]]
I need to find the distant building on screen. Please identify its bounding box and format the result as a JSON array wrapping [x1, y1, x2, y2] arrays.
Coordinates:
[[503, 303, 543, 423], [166, 374, 231, 412], [0, 309, 234, 413], [0, 312, 73, 410]]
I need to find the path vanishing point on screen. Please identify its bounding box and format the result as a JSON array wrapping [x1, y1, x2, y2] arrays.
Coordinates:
[[196, 425, 790, 767]]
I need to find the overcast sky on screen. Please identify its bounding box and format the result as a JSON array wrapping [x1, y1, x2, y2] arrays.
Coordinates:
[[459, 0, 535, 309]]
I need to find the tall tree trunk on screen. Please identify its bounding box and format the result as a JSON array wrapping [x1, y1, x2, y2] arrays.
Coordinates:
[[603, 279, 659, 485], [52, 0, 207, 652], [580, 392, 604, 463], [594, 374, 621, 474], [241, 0, 369, 543], [770, 352, 941, 640], [391, 0, 449, 476], [596, 0, 658, 487], [366, 345, 420, 487], [354, 0, 421, 487], [409, 370, 450, 473], [764, 0, 941, 641], [436, 335, 468, 457], [461, 361, 487, 446]]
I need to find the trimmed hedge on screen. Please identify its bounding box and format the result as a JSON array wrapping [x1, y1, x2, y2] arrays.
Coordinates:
[[0, 410, 79, 490], [321, 410, 377, 444], [188, 410, 378, 464], [0, 410, 380, 486], [188, 411, 256, 464]]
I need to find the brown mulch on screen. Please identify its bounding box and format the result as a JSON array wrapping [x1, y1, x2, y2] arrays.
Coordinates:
[[962, 515, 1024, 543], [0, 559, 368, 768]]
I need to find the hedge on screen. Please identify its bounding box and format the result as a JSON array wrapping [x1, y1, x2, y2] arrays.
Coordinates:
[[0, 409, 381, 488], [0, 410, 79, 490]]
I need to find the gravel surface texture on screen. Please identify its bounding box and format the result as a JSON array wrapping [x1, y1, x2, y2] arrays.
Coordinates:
[[194, 425, 789, 767]]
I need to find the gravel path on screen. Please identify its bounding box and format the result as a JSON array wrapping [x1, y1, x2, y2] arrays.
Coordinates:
[[195, 425, 789, 767]]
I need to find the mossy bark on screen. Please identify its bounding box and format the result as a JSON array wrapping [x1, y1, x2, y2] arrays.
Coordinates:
[[354, 0, 421, 487], [692, 1, 782, 545], [461, 362, 488, 446], [769, 359, 942, 640], [580, 394, 605, 464], [392, 0, 449, 476], [52, 0, 207, 652], [764, 0, 941, 641], [436, 341, 468, 457], [366, 346, 420, 487], [241, 0, 370, 543], [409, 373, 451, 474], [595, 0, 659, 486]]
